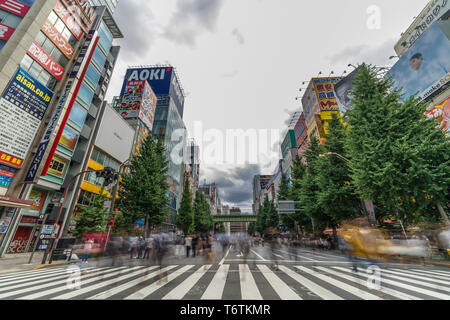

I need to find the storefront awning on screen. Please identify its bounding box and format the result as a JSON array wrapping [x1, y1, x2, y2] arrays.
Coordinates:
[[0, 196, 34, 209]]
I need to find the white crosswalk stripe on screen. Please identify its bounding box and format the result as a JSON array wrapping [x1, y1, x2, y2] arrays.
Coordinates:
[[124, 265, 194, 300], [257, 264, 302, 300], [239, 264, 263, 300], [89, 266, 170, 299], [334, 267, 450, 300], [51, 266, 145, 299], [162, 265, 212, 300], [393, 268, 450, 281], [411, 269, 450, 277], [0, 263, 447, 300], [317, 267, 422, 300], [201, 264, 230, 300], [381, 268, 450, 286], [295, 266, 383, 300], [277, 265, 343, 300]]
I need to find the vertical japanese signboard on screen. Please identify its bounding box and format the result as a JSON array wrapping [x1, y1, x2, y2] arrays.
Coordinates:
[[41, 19, 74, 59], [311, 77, 343, 112], [0, 68, 53, 169]]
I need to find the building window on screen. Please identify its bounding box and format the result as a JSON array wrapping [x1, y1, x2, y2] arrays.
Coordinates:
[[20, 55, 57, 90]]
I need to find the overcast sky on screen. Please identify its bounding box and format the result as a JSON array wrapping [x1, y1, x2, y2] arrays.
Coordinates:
[[105, 0, 428, 211]]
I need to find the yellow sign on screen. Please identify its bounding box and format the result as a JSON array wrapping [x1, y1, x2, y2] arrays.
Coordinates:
[[312, 77, 343, 111]]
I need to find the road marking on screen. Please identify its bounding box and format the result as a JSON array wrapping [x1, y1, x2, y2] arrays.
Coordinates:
[[239, 264, 262, 300], [0, 268, 76, 285], [201, 264, 229, 300], [0, 267, 95, 293], [393, 268, 450, 281], [317, 267, 422, 300], [381, 269, 450, 286], [15, 267, 125, 300], [51, 266, 145, 299], [334, 267, 450, 300], [250, 249, 267, 261], [274, 249, 316, 261], [219, 247, 231, 266], [277, 265, 343, 300], [295, 266, 382, 300], [162, 265, 212, 300], [90, 265, 175, 299], [0, 267, 67, 280], [256, 264, 302, 300], [411, 269, 450, 277], [378, 270, 450, 292]]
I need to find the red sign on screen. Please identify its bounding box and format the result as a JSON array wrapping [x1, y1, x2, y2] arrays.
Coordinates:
[[0, 150, 23, 168], [54, 0, 82, 40], [0, 23, 14, 41], [41, 36, 100, 177], [28, 42, 65, 81], [41, 19, 74, 59], [0, 0, 30, 17], [20, 215, 38, 224]]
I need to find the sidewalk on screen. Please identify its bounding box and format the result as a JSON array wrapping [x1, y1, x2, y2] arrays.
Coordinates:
[[0, 252, 75, 275]]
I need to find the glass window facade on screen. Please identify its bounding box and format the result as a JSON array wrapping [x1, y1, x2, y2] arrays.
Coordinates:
[[97, 22, 113, 55], [84, 148, 120, 186], [20, 55, 57, 90], [77, 82, 95, 108], [92, 47, 107, 71], [68, 103, 88, 130], [85, 64, 101, 89]]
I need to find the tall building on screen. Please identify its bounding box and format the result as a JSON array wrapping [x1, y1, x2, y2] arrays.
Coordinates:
[[295, 112, 308, 161], [118, 65, 187, 227], [252, 174, 271, 215], [0, 0, 123, 256], [198, 182, 220, 215], [184, 139, 200, 195]]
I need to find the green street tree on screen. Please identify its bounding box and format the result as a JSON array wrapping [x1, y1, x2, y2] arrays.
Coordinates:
[[256, 195, 270, 234], [316, 113, 361, 239], [72, 188, 110, 238], [117, 134, 169, 231], [298, 136, 327, 235], [266, 199, 280, 230], [176, 176, 194, 234], [193, 191, 213, 233], [247, 221, 256, 235], [289, 155, 314, 234], [346, 64, 450, 225]]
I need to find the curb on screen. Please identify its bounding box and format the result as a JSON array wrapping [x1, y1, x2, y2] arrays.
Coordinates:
[[430, 261, 450, 268]]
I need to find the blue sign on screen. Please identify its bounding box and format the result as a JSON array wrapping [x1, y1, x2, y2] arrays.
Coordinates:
[[134, 219, 145, 226], [2, 67, 53, 121], [25, 80, 74, 182], [120, 67, 185, 118]]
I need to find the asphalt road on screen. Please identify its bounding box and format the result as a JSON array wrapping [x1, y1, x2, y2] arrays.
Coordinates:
[[0, 243, 449, 300]]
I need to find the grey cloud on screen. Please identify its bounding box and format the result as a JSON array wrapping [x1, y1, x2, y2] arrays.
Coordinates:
[[114, 0, 158, 61], [205, 164, 261, 208], [232, 28, 245, 45], [220, 70, 239, 78], [163, 0, 225, 47], [326, 37, 398, 68]]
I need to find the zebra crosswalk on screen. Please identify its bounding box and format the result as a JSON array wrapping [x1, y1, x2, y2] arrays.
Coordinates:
[[0, 263, 448, 300]]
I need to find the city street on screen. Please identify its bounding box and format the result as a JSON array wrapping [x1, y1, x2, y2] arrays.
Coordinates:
[[0, 244, 448, 300]]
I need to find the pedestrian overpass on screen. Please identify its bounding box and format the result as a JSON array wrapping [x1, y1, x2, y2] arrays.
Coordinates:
[[212, 215, 257, 223]]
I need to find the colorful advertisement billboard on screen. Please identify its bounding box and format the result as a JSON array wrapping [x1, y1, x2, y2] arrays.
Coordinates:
[[120, 66, 185, 118], [388, 21, 450, 101], [0, 165, 15, 188], [54, 0, 82, 40], [334, 68, 360, 115], [28, 189, 47, 211], [59, 126, 79, 152], [0, 68, 53, 168], [425, 97, 450, 133], [119, 80, 157, 131], [311, 77, 343, 112]]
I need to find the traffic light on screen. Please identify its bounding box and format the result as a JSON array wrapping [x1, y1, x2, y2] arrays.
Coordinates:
[[95, 167, 117, 187]]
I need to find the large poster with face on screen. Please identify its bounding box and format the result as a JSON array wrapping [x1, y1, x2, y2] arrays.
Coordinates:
[[387, 21, 450, 101]]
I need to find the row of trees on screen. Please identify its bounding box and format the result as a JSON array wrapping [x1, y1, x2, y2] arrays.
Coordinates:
[[176, 176, 214, 235], [278, 64, 450, 236]]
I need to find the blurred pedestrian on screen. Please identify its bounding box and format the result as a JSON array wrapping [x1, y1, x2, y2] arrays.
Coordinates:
[[129, 237, 137, 259], [143, 236, 153, 260], [137, 236, 145, 259], [81, 238, 93, 264], [185, 235, 192, 258]]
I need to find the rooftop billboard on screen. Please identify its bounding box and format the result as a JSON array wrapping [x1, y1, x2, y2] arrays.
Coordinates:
[[311, 77, 343, 112], [387, 21, 450, 101], [120, 66, 185, 118]]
